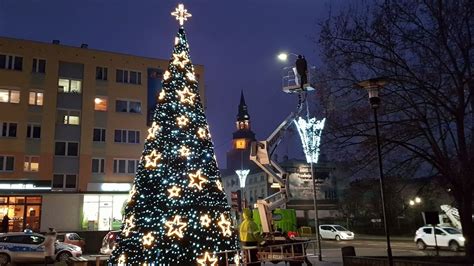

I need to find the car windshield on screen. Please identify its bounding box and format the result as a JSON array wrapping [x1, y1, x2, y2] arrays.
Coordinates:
[[334, 226, 348, 231], [443, 228, 461, 234]]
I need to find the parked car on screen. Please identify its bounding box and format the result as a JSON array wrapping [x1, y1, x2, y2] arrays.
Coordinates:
[[319, 225, 355, 241], [0, 232, 82, 264], [415, 226, 464, 251], [100, 230, 120, 255], [56, 232, 85, 250]]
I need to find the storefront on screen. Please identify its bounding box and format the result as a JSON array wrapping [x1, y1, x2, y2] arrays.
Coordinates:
[[82, 194, 128, 231], [0, 196, 42, 232]]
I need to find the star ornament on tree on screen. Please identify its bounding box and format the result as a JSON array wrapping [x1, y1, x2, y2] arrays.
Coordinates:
[[177, 115, 189, 127], [218, 214, 232, 237], [188, 169, 207, 190], [200, 214, 211, 227], [197, 127, 207, 139], [177, 86, 196, 105], [179, 145, 191, 157], [172, 51, 190, 69], [127, 184, 136, 203], [142, 232, 155, 247], [123, 215, 135, 237], [171, 3, 192, 26], [167, 185, 182, 198], [147, 122, 161, 140], [165, 215, 187, 238], [144, 150, 161, 169], [158, 90, 166, 101], [197, 252, 218, 266], [117, 254, 126, 265]]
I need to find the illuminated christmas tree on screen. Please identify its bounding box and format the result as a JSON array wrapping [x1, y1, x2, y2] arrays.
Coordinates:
[[109, 4, 238, 265]]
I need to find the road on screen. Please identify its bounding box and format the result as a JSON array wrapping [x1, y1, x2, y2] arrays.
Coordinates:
[[13, 238, 465, 265]]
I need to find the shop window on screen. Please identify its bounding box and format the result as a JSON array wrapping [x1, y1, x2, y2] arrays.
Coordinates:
[[26, 197, 41, 204], [24, 156, 39, 172], [28, 91, 44, 106], [0, 89, 20, 104], [32, 58, 46, 74], [26, 124, 41, 139], [1, 122, 17, 137], [58, 78, 82, 93], [94, 97, 107, 111]]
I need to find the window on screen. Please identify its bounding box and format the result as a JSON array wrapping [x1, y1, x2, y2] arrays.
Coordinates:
[[32, 58, 46, 73], [1, 122, 17, 137], [0, 156, 14, 172], [52, 174, 77, 189], [24, 156, 39, 172], [114, 129, 140, 144], [57, 110, 80, 125], [96, 67, 108, 81], [94, 97, 107, 111], [28, 91, 44, 106], [0, 89, 20, 104], [26, 124, 41, 139], [0, 54, 23, 71], [116, 69, 142, 84], [115, 100, 141, 113], [93, 128, 106, 142], [25, 235, 44, 245], [113, 159, 139, 174], [423, 228, 432, 234], [54, 142, 79, 156], [92, 158, 105, 173], [58, 78, 82, 93]]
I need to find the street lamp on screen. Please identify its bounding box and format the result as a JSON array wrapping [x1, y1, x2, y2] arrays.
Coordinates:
[[415, 197, 421, 204], [356, 77, 393, 266], [277, 52, 299, 61]]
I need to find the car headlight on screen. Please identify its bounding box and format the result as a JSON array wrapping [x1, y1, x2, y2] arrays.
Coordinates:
[[459, 237, 465, 242]]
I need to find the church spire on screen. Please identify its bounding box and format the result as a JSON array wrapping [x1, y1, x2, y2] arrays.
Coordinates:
[[237, 90, 250, 121]]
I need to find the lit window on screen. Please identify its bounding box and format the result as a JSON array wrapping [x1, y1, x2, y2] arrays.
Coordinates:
[[24, 156, 39, 172], [94, 97, 107, 111], [29, 91, 44, 106], [58, 110, 80, 125], [0, 89, 20, 104], [58, 78, 82, 93]]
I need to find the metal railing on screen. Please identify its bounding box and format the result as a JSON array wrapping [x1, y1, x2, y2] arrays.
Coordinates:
[[215, 239, 317, 265]]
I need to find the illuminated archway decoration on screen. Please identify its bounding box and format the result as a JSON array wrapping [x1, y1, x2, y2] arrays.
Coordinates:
[[235, 169, 250, 189], [294, 117, 326, 163]]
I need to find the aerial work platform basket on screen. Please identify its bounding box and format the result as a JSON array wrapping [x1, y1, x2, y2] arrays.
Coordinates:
[[282, 66, 315, 93]]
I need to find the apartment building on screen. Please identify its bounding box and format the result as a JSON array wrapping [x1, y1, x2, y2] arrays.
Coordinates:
[[0, 36, 205, 231]]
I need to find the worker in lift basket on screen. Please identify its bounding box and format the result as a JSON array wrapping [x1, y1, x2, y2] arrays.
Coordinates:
[[239, 209, 262, 265]]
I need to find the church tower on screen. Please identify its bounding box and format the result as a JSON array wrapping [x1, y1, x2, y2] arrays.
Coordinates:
[[226, 91, 256, 170]]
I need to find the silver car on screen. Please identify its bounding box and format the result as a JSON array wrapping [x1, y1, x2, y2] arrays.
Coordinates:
[[0, 232, 82, 264]]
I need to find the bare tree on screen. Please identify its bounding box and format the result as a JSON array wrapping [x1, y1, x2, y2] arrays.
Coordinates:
[[317, 0, 474, 257]]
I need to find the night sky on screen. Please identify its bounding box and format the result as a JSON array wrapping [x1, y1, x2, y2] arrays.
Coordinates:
[[0, 0, 347, 168]]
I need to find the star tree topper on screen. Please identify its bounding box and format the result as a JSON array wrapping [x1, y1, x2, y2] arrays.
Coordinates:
[[171, 3, 192, 26]]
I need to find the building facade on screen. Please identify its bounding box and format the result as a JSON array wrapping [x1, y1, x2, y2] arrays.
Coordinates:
[[0, 36, 205, 231]]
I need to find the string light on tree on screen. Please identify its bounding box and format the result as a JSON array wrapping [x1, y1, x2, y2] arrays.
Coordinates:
[[109, 3, 238, 264], [165, 215, 187, 238], [127, 184, 136, 203], [216, 180, 223, 191], [197, 252, 218, 266]]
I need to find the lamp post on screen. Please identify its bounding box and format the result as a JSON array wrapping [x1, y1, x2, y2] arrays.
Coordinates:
[[356, 77, 393, 266]]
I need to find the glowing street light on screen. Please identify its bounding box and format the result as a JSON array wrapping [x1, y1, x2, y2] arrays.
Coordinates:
[[277, 52, 299, 61], [409, 200, 415, 206], [415, 197, 421, 204]]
